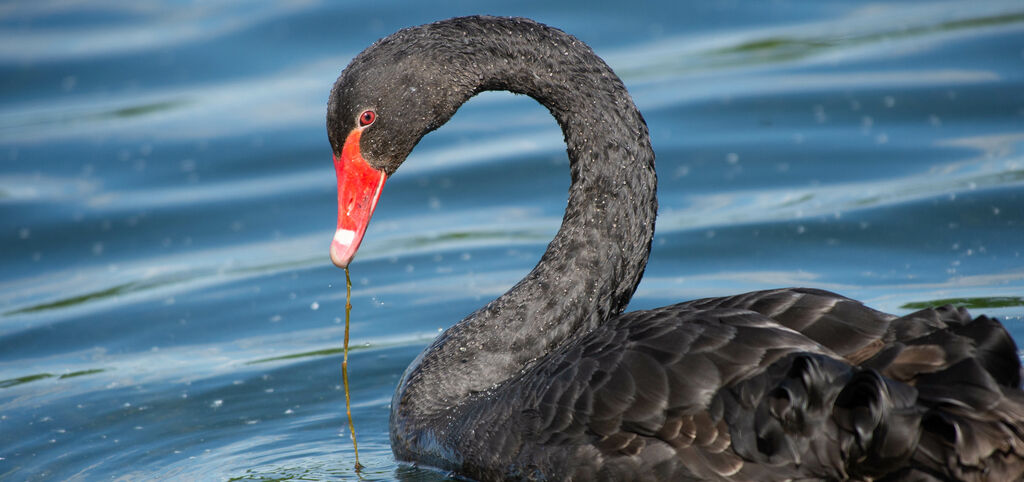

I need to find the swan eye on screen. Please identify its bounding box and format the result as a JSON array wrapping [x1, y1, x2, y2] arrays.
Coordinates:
[[359, 110, 376, 127]]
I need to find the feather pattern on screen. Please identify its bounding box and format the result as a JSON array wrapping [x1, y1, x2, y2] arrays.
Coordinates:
[[441, 292, 1024, 480]]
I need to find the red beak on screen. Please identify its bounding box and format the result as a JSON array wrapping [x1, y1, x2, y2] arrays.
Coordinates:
[[330, 128, 387, 268]]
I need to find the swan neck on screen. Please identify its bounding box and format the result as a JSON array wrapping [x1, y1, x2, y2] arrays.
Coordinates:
[[391, 17, 657, 447]]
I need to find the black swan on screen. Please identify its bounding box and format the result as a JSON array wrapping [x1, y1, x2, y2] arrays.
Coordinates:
[[326, 16, 1024, 481]]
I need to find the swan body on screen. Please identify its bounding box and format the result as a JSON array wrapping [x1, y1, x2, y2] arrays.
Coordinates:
[[326, 16, 1024, 481]]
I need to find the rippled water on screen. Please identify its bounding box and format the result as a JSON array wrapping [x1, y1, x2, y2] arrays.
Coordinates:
[[2, 1, 1023, 480]]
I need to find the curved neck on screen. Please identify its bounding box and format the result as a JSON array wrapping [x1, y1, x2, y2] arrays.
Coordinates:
[[391, 16, 657, 436]]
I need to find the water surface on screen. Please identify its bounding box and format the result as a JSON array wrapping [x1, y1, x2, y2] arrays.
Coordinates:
[[2, 1, 1023, 480]]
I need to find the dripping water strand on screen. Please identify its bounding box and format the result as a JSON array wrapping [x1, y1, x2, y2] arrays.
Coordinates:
[[343, 266, 364, 471]]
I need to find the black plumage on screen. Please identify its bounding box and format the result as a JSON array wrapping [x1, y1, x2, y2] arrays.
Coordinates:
[[326, 16, 1024, 481]]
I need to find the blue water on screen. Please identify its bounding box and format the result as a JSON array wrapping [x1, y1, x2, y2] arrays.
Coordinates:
[[2, 1, 1023, 480]]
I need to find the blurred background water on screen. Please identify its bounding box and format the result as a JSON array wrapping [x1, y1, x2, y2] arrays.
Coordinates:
[[1, 1, 1023, 480]]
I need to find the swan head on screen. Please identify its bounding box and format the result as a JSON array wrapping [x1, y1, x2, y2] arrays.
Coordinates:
[[325, 19, 476, 268]]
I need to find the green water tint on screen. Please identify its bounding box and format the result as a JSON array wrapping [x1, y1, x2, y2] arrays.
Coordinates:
[[0, 368, 106, 389], [343, 267, 363, 471], [900, 296, 1024, 310], [620, 10, 1024, 79], [3, 256, 320, 317]]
